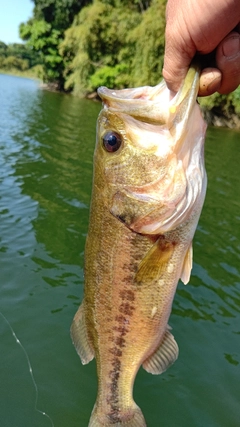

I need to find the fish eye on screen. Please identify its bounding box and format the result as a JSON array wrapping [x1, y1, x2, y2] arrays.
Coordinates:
[[102, 131, 122, 153]]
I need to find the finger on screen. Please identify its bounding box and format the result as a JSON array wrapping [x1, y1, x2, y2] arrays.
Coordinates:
[[216, 31, 240, 94], [162, 44, 193, 93], [163, 15, 195, 93], [162, 2, 194, 93], [198, 68, 222, 96]]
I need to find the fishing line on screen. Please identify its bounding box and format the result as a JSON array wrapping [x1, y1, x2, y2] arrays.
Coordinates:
[[0, 310, 55, 427]]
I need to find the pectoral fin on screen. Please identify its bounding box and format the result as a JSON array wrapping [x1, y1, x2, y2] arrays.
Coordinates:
[[180, 244, 193, 285], [135, 237, 174, 285], [142, 326, 179, 375], [70, 302, 94, 365]]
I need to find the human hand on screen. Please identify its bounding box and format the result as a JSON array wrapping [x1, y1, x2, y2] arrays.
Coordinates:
[[163, 0, 240, 96]]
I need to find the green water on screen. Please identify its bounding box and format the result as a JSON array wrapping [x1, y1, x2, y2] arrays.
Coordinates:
[[0, 74, 239, 427]]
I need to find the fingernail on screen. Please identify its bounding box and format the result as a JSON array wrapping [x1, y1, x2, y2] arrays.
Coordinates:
[[222, 36, 240, 58]]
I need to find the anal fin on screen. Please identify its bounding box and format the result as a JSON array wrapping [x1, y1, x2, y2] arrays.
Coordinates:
[[142, 326, 179, 375], [70, 301, 94, 365]]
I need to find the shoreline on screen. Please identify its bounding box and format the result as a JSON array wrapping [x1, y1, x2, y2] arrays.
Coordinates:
[[0, 69, 42, 82], [201, 108, 240, 130]]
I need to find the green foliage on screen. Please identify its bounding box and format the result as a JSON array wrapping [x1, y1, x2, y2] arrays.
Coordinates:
[[199, 86, 240, 117], [60, 0, 142, 94], [90, 64, 129, 89], [60, 0, 168, 94], [19, 0, 89, 88], [33, 0, 91, 30], [20, 19, 64, 85], [0, 41, 7, 57], [1, 55, 29, 71], [0, 40, 41, 75], [127, 0, 167, 86], [28, 63, 45, 79]]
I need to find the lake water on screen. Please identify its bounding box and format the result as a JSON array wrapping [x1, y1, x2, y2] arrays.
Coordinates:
[[0, 73, 240, 427]]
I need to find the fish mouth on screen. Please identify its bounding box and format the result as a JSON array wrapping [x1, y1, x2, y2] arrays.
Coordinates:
[[97, 83, 169, 125], [97, 64, 200, 127], [97, 82, 166, 102]]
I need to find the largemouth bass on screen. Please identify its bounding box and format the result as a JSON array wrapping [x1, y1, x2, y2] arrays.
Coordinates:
[[71, 65, 207, 426]]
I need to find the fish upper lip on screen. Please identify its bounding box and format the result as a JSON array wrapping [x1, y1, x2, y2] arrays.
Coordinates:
[[98, 86, 142, 102], [97, 85, 169, 125], [97, 81, 167, 103], [98, 85, 151, 101]]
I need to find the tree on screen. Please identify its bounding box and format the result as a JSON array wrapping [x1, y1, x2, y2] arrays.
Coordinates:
[[19, 0, 90, 88], [0, 41, 7, 57], [127, 0, 167, 87], [33, 0, 91, 29], [6, 43, 41, 67], [20, 19, 64, 85], [60, 0, 168, 94], [60, 0, 142, 95], [0, 41, 41, 73], [2, 56, 29, 71]]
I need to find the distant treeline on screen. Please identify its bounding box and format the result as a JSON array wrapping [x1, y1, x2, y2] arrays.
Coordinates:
[[0, 41, 43, 78], [5, 0, 240, 122]]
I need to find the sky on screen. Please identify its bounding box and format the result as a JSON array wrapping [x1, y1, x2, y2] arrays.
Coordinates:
[[0, 0, 33, 44]]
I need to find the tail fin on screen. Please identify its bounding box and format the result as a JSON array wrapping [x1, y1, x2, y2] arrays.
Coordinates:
[[88, 404, 147, 427]]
